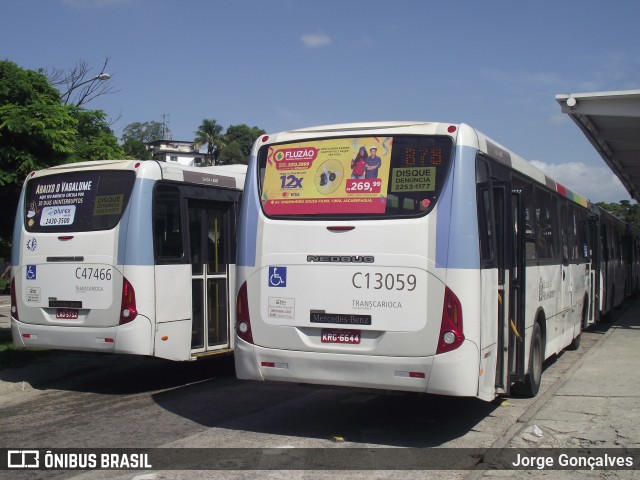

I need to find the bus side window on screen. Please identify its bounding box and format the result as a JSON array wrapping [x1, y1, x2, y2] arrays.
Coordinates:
[[475, 157, 495, 268], [533, 188, 557, 261], [559, 202, 569, 263], [153, 186, 184, 261], [512, 176, 537, 262]]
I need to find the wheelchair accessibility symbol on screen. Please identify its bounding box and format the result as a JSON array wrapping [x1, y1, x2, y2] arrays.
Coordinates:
[[26, 265, 37, 280], [268, 266, 287, 287]]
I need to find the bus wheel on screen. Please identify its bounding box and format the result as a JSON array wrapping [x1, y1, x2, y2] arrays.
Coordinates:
[[519, 322, 543, 397]]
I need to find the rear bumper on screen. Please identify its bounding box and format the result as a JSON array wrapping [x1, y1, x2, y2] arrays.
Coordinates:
[[235, 336, 480, 397], [11, 316, 153, 356]]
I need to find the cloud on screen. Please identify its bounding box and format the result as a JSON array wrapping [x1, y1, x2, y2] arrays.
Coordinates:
[[530, 160, 631, 203], [574, 51, 640, 92], [482, 51, 640, 103], [300, 32, 332, 48]]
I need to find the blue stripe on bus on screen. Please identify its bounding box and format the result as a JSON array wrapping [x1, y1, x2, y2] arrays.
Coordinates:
[[436, 145, 480, 270], [237, 158, 259, 267], [119, 177, 155, 266], [11, 188, 25, 267]]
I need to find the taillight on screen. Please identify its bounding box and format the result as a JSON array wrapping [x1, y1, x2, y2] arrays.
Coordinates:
[[236, 281, 253, 344], [436, 286, 464, 354], [10, 277, 18, 321], [119, 277, 137, 325]]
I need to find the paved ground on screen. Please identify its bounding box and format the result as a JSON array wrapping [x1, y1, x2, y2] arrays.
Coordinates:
[[471, 300, 640, 479], [2, 295, 639, 478]]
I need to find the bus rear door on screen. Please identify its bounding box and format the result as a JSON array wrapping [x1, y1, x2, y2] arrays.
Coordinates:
[[188, 200, 234, 357], [153, 184, 238, 360]]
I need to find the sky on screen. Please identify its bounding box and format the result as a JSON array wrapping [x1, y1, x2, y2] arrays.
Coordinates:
[[2, 0, 640, 203]]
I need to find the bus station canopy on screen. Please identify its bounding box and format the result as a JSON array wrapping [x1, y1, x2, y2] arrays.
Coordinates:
[[556, 90, 640, 202]]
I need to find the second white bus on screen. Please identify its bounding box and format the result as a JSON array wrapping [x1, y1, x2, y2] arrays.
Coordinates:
[[234, 121, 592, 401], [11, 160, 246, 361]]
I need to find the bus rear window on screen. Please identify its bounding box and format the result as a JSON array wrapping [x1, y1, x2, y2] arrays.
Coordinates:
[[258, 135, 453, 218], [24, 170, 136, 232]]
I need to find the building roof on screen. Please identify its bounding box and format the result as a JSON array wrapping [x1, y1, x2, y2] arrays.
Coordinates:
[[556, 90, 640, 202], [147, 139, 195, 146]]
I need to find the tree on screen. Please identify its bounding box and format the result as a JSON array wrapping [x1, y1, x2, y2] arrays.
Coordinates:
[[68, 108, 125, 162], [0, 60, 123, 258], [0, 61, 78, 253], [121, 120, 168, 159], [194, 119, 225, 165], [222, 124, 266, 158], [122, 138, 151, 160], [45, 58, 117, 108], [122, 121, 167, 144], [596, 200, 640, 227], [596, 201, 629, 220], [217, 141, 246, 165], [627, 204, 640, 228]]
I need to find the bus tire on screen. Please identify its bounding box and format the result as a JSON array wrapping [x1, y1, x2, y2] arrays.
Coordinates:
[[519, 322, 543, 398]]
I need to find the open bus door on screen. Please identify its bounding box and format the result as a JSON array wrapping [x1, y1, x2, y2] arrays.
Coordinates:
[[153, 185, 238, 360], [153, 185, 192, 361], [508, 188, 527, 389], [588, 214, 601, 323], [493, 184, 526, 394], [188, 201, 234, 357]]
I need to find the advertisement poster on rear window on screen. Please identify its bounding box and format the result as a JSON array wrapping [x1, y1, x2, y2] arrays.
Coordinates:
[[24, 171, 135, 232], [262, 137, 392, 215]]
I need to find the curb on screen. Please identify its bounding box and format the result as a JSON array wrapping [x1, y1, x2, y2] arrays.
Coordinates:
[[464, 304, 629, 479]]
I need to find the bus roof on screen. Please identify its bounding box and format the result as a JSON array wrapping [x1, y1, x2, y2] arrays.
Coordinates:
[[26, 160, 247, 190]]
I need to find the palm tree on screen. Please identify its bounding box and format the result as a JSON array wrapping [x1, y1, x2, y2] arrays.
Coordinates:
[[194, 119, 225, 165]]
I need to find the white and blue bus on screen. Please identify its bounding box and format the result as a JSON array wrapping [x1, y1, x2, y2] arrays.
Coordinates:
[[588, 205, 640, 323], [234, 122, 593, 400], [11, 160, 246, 361]]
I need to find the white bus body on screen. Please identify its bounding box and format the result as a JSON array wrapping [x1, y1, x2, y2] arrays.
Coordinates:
[[591, 206, 628, 321], [234, 122, 592, 401], [11, 160, 246, 361]]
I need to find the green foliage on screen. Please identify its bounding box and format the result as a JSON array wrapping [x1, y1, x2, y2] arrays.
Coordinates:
[[192, 122, 265, 165], [121, 120, 167, 144], [0, 61, 77, 254], [627, 204, 640, 227], [122, 137, 152, 159], [194, 119, 225, 163], [1, 60, 59, 105], [121, 120, 171, 159], [217, 141, 246, 165], [596, 201, 640, 227], [0, 62, 77, 180], [222, 124, 266, 157], [67, 108, 124, 162], [0, 60, 123, 257]]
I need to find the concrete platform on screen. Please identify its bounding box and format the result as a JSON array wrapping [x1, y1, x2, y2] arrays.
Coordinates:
[[473, 300, 640, 478]]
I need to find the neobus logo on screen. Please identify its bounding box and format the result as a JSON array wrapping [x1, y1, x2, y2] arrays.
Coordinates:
[[307, 255, 375, 263], [274, 147, 319, 162]]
